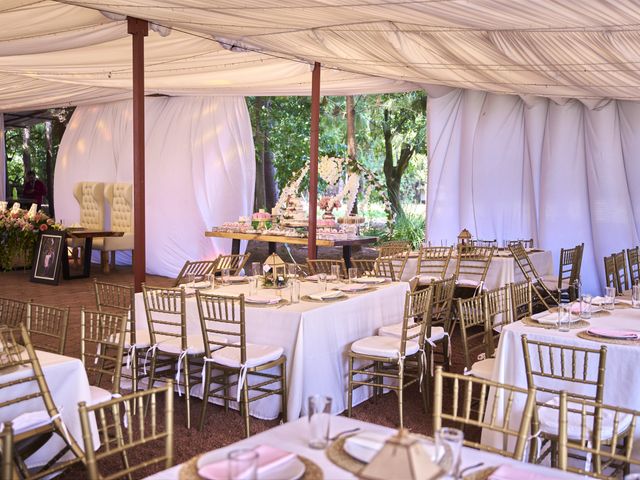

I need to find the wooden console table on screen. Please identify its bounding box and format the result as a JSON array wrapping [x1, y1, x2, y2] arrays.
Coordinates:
[[62, 229, 124, 280], [205, 231, 377, 268]]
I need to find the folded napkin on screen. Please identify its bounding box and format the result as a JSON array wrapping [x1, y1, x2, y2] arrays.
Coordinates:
[[192, 281, 210, 289], [307, 274, 338, 281], [309, 290, 345, 301], [570, 303, 582, 314], [488, 465, 555, 480], [530, 312, 557, 325], [591, 296, 607, 305], [198, 445, 296, 480], [339, 284, 369, 292], [245, 296, 280, 305], [355, 277, 386, 284], [344, 431, 391, 462], [587, 328, 640, 340]]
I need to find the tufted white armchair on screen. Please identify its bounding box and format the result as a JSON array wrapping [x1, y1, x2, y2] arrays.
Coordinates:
[[69, 182, 105, 263], [93, 183, 134, 272]]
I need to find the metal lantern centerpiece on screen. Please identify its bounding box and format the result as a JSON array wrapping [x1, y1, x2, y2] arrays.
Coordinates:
[[359, 429, 443, 480], [457, 228, 472, 246], [263, 253, 287, 288]]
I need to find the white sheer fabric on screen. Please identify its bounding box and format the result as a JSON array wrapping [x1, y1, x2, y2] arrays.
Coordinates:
[[427, 87, 640, 294], [54, 96, 255, 277]]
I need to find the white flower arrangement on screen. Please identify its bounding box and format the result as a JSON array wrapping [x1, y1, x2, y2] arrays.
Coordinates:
[[318, 156, 343, 187]]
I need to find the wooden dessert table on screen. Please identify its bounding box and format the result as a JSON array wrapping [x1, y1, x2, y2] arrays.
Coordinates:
[[205, 231, 377, 267], [62, 228, 124, 280]]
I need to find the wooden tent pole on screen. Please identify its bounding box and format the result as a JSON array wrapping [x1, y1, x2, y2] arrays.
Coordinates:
[[128, 18, 148, 292], [308, 62, 321, 259]]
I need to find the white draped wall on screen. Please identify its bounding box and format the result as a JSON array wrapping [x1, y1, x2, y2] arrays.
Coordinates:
[[427, 87, 640, 295], [54, 96, 255, 277]]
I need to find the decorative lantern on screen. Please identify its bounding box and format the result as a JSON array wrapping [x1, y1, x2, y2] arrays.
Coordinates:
[[457, 228, 472, 246], [263, 253, 287, 287], [359, 429, 443, 480]]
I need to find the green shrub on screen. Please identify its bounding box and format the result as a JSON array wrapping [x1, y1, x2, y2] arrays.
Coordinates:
[[390, 212, 425, 249]]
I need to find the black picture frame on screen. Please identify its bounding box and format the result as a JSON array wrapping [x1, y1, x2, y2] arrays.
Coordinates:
[[30, 230, 66, 285]]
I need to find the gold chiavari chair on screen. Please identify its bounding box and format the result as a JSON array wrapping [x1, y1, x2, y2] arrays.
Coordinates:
[[173, 259, 218, 287], [433, 366, 537, 460], [550, 243, 584, 300], [26, 303, 69, 355], [455, 245, 494, 294], [510, 280, 533, 321], [306, 258, 347, 278], [350, 258, 378, 277], [214, 253, 251, 276], [78, 381, 174, 480], [80, 308, 127, 405], [613, 250, 630, 294], [94, 279, 149, 401], [1, 422, 14, 480], [627, 246, 640, 286], [0, 297, 28, 327], [457, 294, 494, 379], [471, 239, 498, 248], [507, 238, 534, 249], [509, 242, 558, 310], [378, 240, 412, 256], [376, 250, 410, 282], [195, 292, 286, 437], [603, 254, 617, 291], [485, 284, 512, 356], [1, 325, 83, 478], [558, 391, 637, 479], [415, 246, 453, 285], [348, 288, 433, 428], [521, 335, 607, 465], [143, 285, 205, 429]]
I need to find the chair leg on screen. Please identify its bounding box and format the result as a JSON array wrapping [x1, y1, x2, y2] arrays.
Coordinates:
[[398, 371, 404, 429], [280, 360, 288, 423], [242, 375, 251, 438], [184, 356, 191, 429], [224, 371, 229, 412], [100, 251, 109, 274], [420, 360, 429, 414], [199, 364, 211, 431], [347, 356, 353, 418], [110, 251, 117, 269]]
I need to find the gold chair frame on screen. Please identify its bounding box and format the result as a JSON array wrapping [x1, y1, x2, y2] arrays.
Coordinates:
[[613, 250, 630, 294], [627, 246, 639, 287], [416, 246, 453, 281], [214, 253, 251, 276], [507, 238, 534, 249], [306, 258, 347, 278], [1, 422, 14, 480], [0, 297, 28, 328], [26, 303, 69, 355], [485, 285, 512, 355], [471, 239, 498, 248], [457, 295, 492, 373], [351, 258, 378, 277], [376, 250, 410, 282], [509, 242, 558, 310], [455, 245, 494, 290], [603, 254, 617, 291], [378, 241, 412, 256], [510, 280, 533, 321], [174, 260, 217, 287], [558, 243, 584, 300], [424, 276, 456, 374]]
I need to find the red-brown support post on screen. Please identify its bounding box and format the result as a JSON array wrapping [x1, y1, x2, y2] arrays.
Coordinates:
[[128, 17, 148, 292], [307, 62, 321, 259]]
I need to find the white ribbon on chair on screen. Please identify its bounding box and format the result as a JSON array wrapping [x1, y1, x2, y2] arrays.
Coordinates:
[[236, 364, 249, 403], [125, 344, 136, 371], [417, 347, 428, 391], [143, 344, 158, 375], [175, 350, 189, 396]]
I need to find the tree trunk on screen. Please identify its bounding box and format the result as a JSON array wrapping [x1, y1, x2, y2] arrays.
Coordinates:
[[253, 97, 266, 211], [21, 127, 30, 176], [382, 109, 413, 217], [44, 122, 54, 217], [263, 99, 278, 210], [49, 108, 74, 218], [346, 95, 358, 214]]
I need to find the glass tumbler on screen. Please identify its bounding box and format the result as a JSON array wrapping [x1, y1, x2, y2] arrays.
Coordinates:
[[331, 265, 341, 282], [580, 294, 592, 319], [290, 278, 301, 303], [187, 272, 195, 287], [228, 449, 258, 480], [604, 286, 616, 311], [308, 395, 332, 449], [348, 267, 358, 284], [318, 273, 327, 292], [436, 427, 463, 478], [558, 303, 572, 332], [632, 285, 640, 309], [222, 268, 231, 286], [251, 262, 262, 278]]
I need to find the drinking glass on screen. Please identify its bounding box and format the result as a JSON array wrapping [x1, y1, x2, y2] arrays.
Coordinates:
[[348, 267, 358, 284], [331, 265, 341, 282], [221, 268, 231, 285], [249, 276, 259, 296], [604, 286, 616, 311], [318, 273, 327, 292], [436, 427, 463, 478], [206, 273, 215, 290], [308, 395, 332, 449], [624, 475, 640, 480], [287, 263, 298, 279], [187, 272, 195, 287], [251, 262, 261, 278], [228, 449, 258, 480], [558, 303, 571, 332], [580, 294, 592, 319], [290, 278, 301, 303], [632, 285, 640, 309]]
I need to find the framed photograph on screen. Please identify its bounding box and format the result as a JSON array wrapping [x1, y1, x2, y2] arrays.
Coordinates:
[[30, 230, 66, 285]]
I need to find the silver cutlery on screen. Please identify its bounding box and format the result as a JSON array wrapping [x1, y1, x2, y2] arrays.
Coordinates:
[[329, 427, 360, 441]]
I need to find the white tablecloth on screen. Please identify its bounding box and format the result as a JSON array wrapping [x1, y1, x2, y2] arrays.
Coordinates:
[[402, 249, 554, 290], [135, 281, 410, 420], [0, 351, 98, 467], [146, 415, 581, 480]]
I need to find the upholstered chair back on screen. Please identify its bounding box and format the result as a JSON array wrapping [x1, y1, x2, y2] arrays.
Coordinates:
[[105, 183, 133, 233], [72, 182, 105, 230]]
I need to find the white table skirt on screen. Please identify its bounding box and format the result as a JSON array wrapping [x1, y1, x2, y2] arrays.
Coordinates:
[[146, 415, 581, 480], [134, 281, 410, 420], [402, 249, 554, 290], [0, 351, 98, 467]]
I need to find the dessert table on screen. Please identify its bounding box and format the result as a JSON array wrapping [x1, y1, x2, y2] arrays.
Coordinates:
[[146, 415, 581, 479], [205, 231, 377, 268], [0, 350, 99, 467], [401, 249, 554, 289], [134, 279, 409, 419]]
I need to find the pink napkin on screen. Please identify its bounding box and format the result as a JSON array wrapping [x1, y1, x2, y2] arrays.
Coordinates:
[[570, 303, 581, 314], [587, 328, 640, 339], [488, 465, 556, 479], [198, 445, 296, 480]]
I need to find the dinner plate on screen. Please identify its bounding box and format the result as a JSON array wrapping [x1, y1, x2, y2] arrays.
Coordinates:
[[354, 277, 387, 284], [343, 431, 444, 464], [306, 274, 338, 282], [197, 450, 305, 480], [245, 296, 282, 305], [338, 284, 372, 293]]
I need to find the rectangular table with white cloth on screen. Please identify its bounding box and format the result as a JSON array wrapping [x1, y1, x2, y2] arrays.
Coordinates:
[[134, 280, 410, 420], [146, 415, 582, 480], [0, 350, 99, 467], [402, 249, 553, 290]]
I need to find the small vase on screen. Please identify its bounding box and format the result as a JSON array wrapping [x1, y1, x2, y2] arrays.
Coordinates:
[[322, 208, 335, 220]]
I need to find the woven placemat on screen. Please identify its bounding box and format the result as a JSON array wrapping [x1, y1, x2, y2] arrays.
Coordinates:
[[325, 436, 364, 475], [576, 331, 640, 346], [179, 453, 323, 480], [521, 317, 590, 330], [463, 466, 498, 480]]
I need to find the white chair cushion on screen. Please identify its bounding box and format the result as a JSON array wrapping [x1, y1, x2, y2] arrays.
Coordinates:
[[157, 334, 215, 355], [351, 336, 419, 358], [378, 322, 420, 338], [428, 327, 447, 342], [211, 343, 284, 369], [456, 278, 486, 289], [417, 274, 440, 285], [538, 396, 634, 439], [89, 386, 113, 406], [93, 233, 135, 252], [9, 410, 53, 435], [126, 329, 151, 349], [469, 358, 495, 380]]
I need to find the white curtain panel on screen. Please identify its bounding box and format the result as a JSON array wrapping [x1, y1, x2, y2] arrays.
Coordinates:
[[54, 96, 255, 277], [427, 87, 640, 294]]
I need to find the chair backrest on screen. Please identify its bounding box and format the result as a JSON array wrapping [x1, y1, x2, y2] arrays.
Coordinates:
[[558, 243, 584, 291], [214, 253, 251, 276], [485, 285, 512, 354], [1, 422, 13, 480], [457, 294, 491, 371], [81, 308, 127, 392], [377, 250, 410, 282], [0, 297, 28, 327], [78, 381, 174, 480], [627, 246, 640, 287], [471, 239, 498, 248], [510, 280, 533, 321], [378, 241, 412, 257], [195, 292, 246, 361], [142, 285, 187, 349], [94, 279, 136, 343], [612, 250, 629, 294], [603, 254, 617, 291], [26, 303, 69, 355], [174, 260, 217, 287], [350, 259, 377, 277], [558, 391, 640, 479], [510, 242, 557, 309], [416, 246, 452, 280], [400, 287, 434, 352], [433, 366, 536, 460], [455, 245, 494, 284], [507, 238, 534, 249], [72, 181, 105, 230], [427, 276, 456, 337], [104, 183, 133, 233], [306, 258, 347, 278]]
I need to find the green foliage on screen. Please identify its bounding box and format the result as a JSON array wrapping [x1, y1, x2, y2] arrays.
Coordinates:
[[391, 212, 425, 249]]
